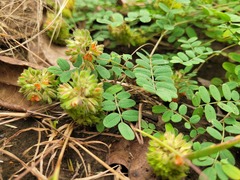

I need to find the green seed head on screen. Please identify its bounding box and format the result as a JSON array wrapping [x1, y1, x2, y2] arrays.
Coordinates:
[[65, 29, 104, 66], [58, 69, 103, 126], [18, 68, 58, 104], [147, 132, 192, 180]]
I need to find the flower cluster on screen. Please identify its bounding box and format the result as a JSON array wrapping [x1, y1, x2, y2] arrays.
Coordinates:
[[147, 132, 192, 180], [65, 29, 104, 66], [58, 69, 103, 126], [17, 68, 58, 104]]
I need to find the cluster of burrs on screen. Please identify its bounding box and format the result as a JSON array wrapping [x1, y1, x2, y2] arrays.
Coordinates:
[[58, 69, 103, 126], [18, 68, 58, 104], [65, 29, 104, 67], [147, 132, 192, 180]]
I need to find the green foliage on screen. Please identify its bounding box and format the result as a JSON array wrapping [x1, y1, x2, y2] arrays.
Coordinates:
[[221, 161, 240, 180], [134, 52, 177, 101], [18, 68, 58, 103], [170, 37, 217, 66], [48, 58, 73, 83], [141, 120, 161, 137], [19, 1, 240, 179], [102, 85, 138, 140]]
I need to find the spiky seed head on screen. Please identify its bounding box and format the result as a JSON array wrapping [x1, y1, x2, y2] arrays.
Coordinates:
[[147, 132, 192, 180], [65, 29, 103, 67], [18, 68, 58, 104], [58, 69, 103, 126]]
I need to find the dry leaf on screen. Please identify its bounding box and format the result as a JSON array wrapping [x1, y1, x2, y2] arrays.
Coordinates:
[[28, 34, 69, 67], [106, 138, 156, 179], [0, 56, 44, 111]]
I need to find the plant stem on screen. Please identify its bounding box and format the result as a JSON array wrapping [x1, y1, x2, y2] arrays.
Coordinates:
[[49, 123, 73, 180], [194, 43, 237, 73], [186, 135, 240, 160], [133, 127, 182, 156], [150, 30, 168, 57]]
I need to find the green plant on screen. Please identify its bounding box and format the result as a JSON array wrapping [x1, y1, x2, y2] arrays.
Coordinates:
[[58, 69, 103, 126], [18, 68, 58, 103], [134, 51, 178, 101], [147, 130, 192, 180], [135, 126, 240, 180], [17, 0, 240, 179], [102, 84, 138, 140]]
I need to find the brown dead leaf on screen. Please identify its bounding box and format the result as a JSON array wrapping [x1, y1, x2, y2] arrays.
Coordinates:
[[0, 56, 44, 111], [0, 56, 43, 86], [106, 138, 156, 180], [28, 34, 69, 67]]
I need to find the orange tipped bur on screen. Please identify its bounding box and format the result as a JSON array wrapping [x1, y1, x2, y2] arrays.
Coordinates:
[[31, 95, 40, 102], [83, 53, 93, 62], [174, 155, 184, 166], [94, 87, 102, 92], [90, 43, 97, 51], [34, 83, 41, 90]]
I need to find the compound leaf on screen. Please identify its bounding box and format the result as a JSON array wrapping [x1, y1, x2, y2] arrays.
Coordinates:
[[217, 102, 233, 113], [96, 65, 110, 79], [222, 163, 240, 180], [192, 92, 201, 106], [231, 90, 239, 101], [228, 52, 240, 63], [122, 110, 139, 122], [190, 115, 201, 124], [206, 127, 222, 140], [118, 99, 136, 109], [205, 104, 216, 122], [162, 110, 173, 122], [222, 84, 232, 100], [48, 66, 63, 75], [171, 114, 182, 123], [199, 167, 217, 180], [199, 86, 210, 103], [103, 113, 121, 128], [215, 162, 228, 180], [225, 125, 240, 134], [106, 84, 123, 94], [117, 91, 131, 99], [152, 105, 168, 114], [220, 149, 235, 165], [227, 102, 239, 115], [179, 104, 187, 115], [102, 100, 116, 111], [57, 58, 70, 71], [209, 85, 221, 101], [60, 71, 71, 83], [118, 122, 135, 140]]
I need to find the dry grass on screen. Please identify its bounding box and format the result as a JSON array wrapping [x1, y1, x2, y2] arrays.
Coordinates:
[[1, 116, 128, 179], [0, 0, 42, 60]]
